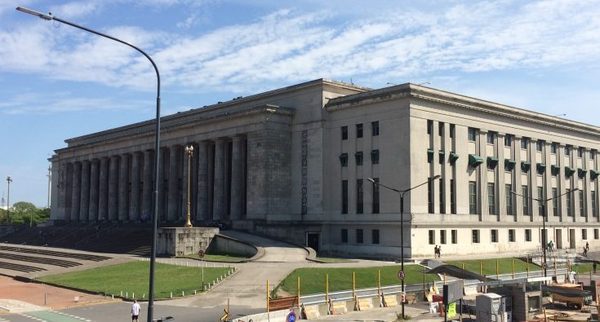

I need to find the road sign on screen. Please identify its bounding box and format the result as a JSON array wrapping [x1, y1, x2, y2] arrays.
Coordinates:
[[397, 270, 405, 280]]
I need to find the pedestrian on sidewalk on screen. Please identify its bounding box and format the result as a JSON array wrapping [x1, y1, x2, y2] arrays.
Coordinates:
[[131, 299, 141, 322]]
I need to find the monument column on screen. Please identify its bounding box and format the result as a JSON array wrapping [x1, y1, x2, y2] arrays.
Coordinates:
[[142, 149, 154, 222], [130, 152, 141, 221], [118, 153, 129, 222], [108, 155, 119, 221], [168, 145, 181, 222], [79, 160, 90, 222], [70, 161, 82, 222], [196, 141, 209, 222], [231, 136, 243, 220], [213, 139, 225, 221], [98, 157, 109, 221], [89, 159, 99, 222]]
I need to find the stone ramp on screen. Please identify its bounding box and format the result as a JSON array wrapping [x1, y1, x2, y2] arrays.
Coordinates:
[[219, 230, 308, 262]]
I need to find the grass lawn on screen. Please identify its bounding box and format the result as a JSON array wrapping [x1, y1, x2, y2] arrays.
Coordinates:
[[572, 262, 593, 274], [38, 261, 232, 299], [446, 258, 540, 276], [315, 257, 353, 263], [183, 253, 250, 262], [277, 264, 437, 296]]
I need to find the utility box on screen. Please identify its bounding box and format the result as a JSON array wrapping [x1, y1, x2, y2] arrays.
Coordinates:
[[476, 293, 506, 322]]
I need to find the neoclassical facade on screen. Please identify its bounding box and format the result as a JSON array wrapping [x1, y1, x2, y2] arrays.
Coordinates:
[[50, 79, 600, 258]]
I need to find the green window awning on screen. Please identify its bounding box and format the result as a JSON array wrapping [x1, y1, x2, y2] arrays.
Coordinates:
[[504, 159, 516, 171], [591, 170, 599, 180], [427, 149, 434, 163], [521, 161, 531, 172], [487, 156, 499, 169], [565, 166, 575, 177], [449, 152, 459, 163], [469, 154, 484, 167], [551, 165, 560, 175], [578, 168, 588, 178], [536, 163, 546, 174]]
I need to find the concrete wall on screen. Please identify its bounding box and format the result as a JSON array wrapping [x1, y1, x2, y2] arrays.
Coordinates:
[[206, 234, 257, 257]]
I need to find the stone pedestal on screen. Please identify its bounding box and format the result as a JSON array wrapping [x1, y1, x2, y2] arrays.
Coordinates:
[[157, 227, 219, 257]]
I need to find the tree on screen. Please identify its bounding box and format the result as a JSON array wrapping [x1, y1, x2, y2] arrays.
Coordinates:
[[5, 202, 49, 226]]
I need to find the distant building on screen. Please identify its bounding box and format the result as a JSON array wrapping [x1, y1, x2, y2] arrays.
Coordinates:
[[50, 79, 600, 258]]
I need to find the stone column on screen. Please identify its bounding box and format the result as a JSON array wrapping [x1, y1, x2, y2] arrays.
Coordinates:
[[213, 139, 225, 220], [118, 154, 129, 222], [231, 136, 243, 220], [57, 162, 68, 221], [497, 134, 506, 221], [558, 145, 567, 221], [196, 141, 209, 222], [130, 152, 141, 221], [98, 157, 109, 221], [108, 156, 119, 221], [79, 160, 90, 222], [70, 161, 82, 222], [142, 150, 154, 222], [478, 130, 488, 220], [168, 145, 180, 222], [514, 137, 523, 219], [89, 159, 99, 222]]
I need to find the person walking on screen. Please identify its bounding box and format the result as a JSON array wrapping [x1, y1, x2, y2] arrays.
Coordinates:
[[131, 300, 141, 322]]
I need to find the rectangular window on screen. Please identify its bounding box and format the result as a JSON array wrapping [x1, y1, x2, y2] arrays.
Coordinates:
[[592, 191, 597, 217], [521, 137, 529, 149], [438, 122, 444, 136], [371, 150, 379, 164], [451, 230, 457, 244], [440, 230, 447, 244], [339, 153, 348, 167], [356, 229, 363, 243], [595, 229, 599, 240], [341, 180, 348, 214], [341, 229, 348, 243], [356, 124, 363, 138], [488, 183, 496, 215], [468, 127, 478, 141], [439, 179, 445, 214], [592, 150, 596, 160], [536, 140, 544, 152], [341, 126, 348, 140], [371, 121, 379, 136], [355, 152, 363, 166], [487, 132, 496, 144], [522, 185, 529, 215], [472, 230, 480, 243], [579, 190, 585, 217], [469, 181, 478, 214], [427, 120, 433, 135], [552, 188, 559, 216], [506, 184, 514, 215], [449, 124, 455, 139], [450, 179, 456, 214], [356, 179, 363, 214], [525, 229, 532, 242], [504, 134, 513, 147], [509, 229, 515, 242], [538, 187, 544, 216], [567, 189, 573, 216], [372, 178, 380, 214], [372, 229, 380, 244], [565, 146, 571, 156], [491, 229, 498, 243], [428, 181, 434, 214], [428, 230, 435, 244], [582, 229, 587, 240], [578, 147, 584, 158], [551, 143, 558, 154]]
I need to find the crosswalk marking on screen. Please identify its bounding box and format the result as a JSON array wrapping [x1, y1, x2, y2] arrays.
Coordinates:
[[22, 310, 91, 322]]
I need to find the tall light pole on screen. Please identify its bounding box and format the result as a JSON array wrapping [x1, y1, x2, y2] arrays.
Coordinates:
[[47, 165, 51, 209], [511, 188, 578, 277], [6, 177, 12, 224], [16, 7, 162, 322], [184, 145, 194, 228], [368, 175, 441, 319]]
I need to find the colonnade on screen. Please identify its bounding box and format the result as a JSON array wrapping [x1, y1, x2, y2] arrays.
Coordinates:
[[57, 136, 248, 224]]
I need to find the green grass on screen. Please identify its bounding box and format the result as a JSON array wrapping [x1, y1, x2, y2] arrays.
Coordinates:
[[572, 263, 593, 274], [315, 257, 353, 263], [38, 261, 232, 299], [182, 253, 250, 262], [277, 265, 438, 296], [446, 258, 540, 276]]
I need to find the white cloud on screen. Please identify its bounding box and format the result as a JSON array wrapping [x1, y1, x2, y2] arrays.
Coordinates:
[[49, 1, 100, 19]]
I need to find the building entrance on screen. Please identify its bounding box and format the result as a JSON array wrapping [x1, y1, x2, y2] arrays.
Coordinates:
[[306, 232, 320, 252]]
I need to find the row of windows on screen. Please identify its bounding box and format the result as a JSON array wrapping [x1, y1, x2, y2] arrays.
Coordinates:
[[341, 228, 379, 244], [468, 128, 597, 159], [430, 228, 600, 244], [469, 181, 598, 217], [427, 120, 456, 139], [341, 178, 380, 214], [341, 121, 379, 140], [340, 150, 379, 166]]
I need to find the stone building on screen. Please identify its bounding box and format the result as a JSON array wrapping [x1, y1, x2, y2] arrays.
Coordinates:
[[50, 79, 600, 258]]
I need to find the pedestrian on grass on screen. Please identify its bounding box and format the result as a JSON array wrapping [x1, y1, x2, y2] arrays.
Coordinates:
[[131, 299, 141, 322]]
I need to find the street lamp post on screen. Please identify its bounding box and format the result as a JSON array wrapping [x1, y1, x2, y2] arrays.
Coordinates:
[[6, 177, 12, 224], [16, 7, 162, 322], [184, 145, 194, 228], [511, 188, 578, 277], [368, 175, 440, 319]]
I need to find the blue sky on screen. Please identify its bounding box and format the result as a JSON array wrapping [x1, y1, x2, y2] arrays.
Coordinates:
[[1, 0, 599, 207]]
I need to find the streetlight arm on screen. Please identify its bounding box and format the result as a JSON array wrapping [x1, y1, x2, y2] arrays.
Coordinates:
[[400, 175, 441, 197], [510, 188, 579, 203], [367, 177, 400, 193]]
